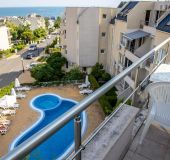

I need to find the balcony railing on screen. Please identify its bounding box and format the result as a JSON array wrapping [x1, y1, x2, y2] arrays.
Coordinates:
[[1, 37, 170, 160]]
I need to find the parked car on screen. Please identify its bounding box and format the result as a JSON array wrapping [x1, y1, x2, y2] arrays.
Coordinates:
[[26, 52, 34, 59], [26, 62, 39, 70], [28, 44, 37, 51]]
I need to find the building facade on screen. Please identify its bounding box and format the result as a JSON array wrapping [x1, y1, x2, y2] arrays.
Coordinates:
[[60, 2, 170, 84], [106, 1, 170, 94], [0, 25, 11, 50], [60, 7, 117, 72]]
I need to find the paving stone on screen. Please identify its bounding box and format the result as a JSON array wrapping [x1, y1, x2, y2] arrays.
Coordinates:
[[165, 147, 170, 160], [136, 138, 167, 160], [123, 150, 134, 160], [132, 153, 150, 160], [146, 125, 170, 146]]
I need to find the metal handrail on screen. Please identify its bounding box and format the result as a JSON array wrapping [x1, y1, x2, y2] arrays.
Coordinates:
[[1, 37, 170, 160], [68, 45, 170, 160]]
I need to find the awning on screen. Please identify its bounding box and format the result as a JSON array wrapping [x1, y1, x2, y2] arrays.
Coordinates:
[[123, 30, 150, 41]]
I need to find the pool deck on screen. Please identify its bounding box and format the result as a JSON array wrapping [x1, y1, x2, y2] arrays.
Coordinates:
[[0, 85, 105, 157]]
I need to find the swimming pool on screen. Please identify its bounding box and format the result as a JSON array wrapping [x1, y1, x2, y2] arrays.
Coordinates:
[[10, 94, 87, 160]]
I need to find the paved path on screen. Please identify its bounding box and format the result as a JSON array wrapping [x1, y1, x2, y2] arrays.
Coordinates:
[[0, 35, 56, 87]]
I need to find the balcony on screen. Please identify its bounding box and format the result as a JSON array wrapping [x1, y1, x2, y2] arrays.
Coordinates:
[[123, 124, 170, 160], [1, 38, 170, 160], [121, 30, 152, 62]]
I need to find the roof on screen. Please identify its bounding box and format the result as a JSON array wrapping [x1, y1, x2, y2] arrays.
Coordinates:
[[123, 30, 150, 41], [116, 1, 138, 21], [156, 13, 170, 33], [117, 2, 127, 8]]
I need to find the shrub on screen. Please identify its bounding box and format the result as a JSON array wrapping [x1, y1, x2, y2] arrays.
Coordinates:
[[64, 67, 84, 80], [37, 56, 48, 62], [31, 52, 66, 82], [0, 82, 14, 98], [14, 44, 25, 51], [91, 63, 104, 81], [99, 96, 113, 115], [30, 64, 54, 82], [89, 75, 100, 90], [106, 95, 117, 107], [89, 75, 118, 115], [102, 72, 111, 82]]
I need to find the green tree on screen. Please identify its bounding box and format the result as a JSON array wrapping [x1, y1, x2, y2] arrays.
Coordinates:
[[54, 16, 61, 28], [46, 52, 66, 69], [64, 67, 83, 80], [44, 17, 50, 28], [33, 27, 47, 39], [31, 52, 66, 82], [30, 64, 54, 82], [21, 30, 34, 43], [91, 63, 104, 81]]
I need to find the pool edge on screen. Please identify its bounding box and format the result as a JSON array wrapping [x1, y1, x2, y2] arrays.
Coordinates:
[[9, 93, 88, 160]]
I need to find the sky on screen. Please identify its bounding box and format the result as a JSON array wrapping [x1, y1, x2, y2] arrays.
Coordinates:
[[0, 0, 163, 8], [0, 0, 125, 7]]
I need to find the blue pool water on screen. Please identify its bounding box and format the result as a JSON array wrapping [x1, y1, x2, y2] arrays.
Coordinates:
[[10, 94, 87, 160]]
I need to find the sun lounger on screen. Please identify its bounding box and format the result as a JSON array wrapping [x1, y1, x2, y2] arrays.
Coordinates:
[[79, 89, 93, 95], [0, 103, 20, 109], [16, 86, 31, 91], [0, 119, 11, 126], [0, 103, 19, 109], [1, 109, 16, 116], [0, 124, 8, 135], [16, 93, 26, 99], [78, 83, 90, 89]]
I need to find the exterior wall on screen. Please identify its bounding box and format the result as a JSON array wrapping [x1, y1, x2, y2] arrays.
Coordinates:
[[78, 8, 99, 67], [106, 20, 127, 75], [0, 26, 10, 50], [127, 2, 153, 29], [98, 8, 117, 67], [64, 8, 78, 65], [154, 30, 170, 46]]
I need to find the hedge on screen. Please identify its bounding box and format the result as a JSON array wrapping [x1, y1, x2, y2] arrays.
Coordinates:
[[99, 96, 113, 115], [89, 75, 100, 90], [89, 74, 117, 115]]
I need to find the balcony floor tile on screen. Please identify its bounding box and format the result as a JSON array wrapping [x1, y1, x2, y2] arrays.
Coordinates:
[[123, 124, 170, 160]]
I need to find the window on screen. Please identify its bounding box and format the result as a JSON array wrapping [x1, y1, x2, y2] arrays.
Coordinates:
[[124, 57, 132, 68], [145, 10, 151, 26], [102, 14, 107, 19], [101, 32, 106, 37], [101, 49, 105, 54]]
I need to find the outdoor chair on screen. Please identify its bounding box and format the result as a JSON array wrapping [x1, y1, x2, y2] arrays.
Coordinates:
[[140, 82, 170, 144]]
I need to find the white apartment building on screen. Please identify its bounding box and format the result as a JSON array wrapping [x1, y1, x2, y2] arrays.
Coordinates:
[[0, 25, 11, 50], [60, 2, 170, 89], [106, 1, 170, 95], [61, 8, 117, 72]]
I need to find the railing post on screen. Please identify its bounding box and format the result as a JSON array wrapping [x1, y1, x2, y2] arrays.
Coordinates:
[[74, 115, 82, 160]]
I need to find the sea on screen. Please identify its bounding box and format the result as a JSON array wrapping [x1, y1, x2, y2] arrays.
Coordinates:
[[0, 7, 65, 17]]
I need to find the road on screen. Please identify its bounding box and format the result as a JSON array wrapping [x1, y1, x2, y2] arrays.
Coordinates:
[[0, 35, 57, 88]]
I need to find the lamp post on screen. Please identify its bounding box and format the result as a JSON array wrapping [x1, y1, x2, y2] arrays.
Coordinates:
[[21, 57, 24, 73]]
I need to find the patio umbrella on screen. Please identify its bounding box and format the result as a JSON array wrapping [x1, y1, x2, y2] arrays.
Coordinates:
[[15, 78, 20, 88], [11, 88, 16, 96]]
